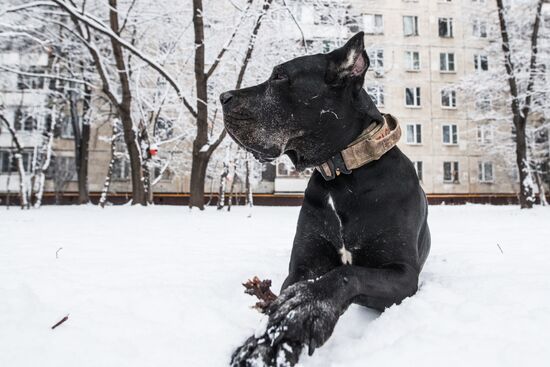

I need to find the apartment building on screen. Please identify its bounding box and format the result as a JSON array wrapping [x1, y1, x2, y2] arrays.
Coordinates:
[[272, 0, 525, 198], [1, 0, 546, 204]]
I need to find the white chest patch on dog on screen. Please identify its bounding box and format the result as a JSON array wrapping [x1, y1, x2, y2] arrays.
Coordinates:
[[339, 246, 353, 265], [327, 193, 353, 265]]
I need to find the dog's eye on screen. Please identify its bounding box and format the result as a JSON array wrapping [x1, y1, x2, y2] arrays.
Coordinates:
[[271, 72, 288, 82]]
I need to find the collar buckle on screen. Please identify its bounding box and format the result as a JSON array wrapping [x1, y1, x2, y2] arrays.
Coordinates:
[[316, 152, 352, 181]]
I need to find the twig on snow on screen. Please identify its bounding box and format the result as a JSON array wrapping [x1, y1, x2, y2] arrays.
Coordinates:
[[243, 276, 278, 313], [51, 314, 69, 330]]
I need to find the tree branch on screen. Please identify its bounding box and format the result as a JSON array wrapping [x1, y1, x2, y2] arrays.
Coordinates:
[[496, 0, 521, 118], [205, 0, 254, 80], [0, 114, 23, 151], [0, 65, 96, 89], [522, 0, 544, 118], [208, 0, 273, 154], [118, 0, 138, 33], [0, 1, 54, 16], [50, 0, 197, 118], [281, 0, 308, 53]]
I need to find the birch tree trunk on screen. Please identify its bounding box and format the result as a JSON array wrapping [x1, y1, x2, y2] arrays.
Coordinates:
[[245, 155, 253, 209], [34, 108, 56, 208], [217, 160, 229, 210], [0, 115, 29, 209], [15, 153, 29, 209], [99, 123, 118, 208]]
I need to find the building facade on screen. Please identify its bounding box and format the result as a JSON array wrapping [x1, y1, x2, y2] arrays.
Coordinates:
[[272, 0, 528, 197], [0, 0, 548, 204]]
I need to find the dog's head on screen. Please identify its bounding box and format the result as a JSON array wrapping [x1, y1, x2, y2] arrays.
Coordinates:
[[221, 32, 383, 170]]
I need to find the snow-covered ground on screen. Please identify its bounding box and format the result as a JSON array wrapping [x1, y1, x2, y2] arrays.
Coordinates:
[[1, 204, 549, 367]]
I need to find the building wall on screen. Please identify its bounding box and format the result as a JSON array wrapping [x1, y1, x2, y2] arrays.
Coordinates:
[[1, 0, 542, 200], [274, 0, 521, 194]]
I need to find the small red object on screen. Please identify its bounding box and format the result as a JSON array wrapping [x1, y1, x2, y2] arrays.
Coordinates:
[[148, 145, 158, 156]]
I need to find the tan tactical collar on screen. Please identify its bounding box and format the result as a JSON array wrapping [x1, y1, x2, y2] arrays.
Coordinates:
[[315, 114, 401, 181]]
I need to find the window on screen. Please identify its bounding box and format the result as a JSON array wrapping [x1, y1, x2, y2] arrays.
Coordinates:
[[406, 124, 422, 144], [0, 150, 11, 173], [403, 16, 419, 36], [443, 161, 460, 183], [153, 166, 172, 181], [45, 156, 76, 180], [364, 14, 384, 34], [367, 85, 384, 107], [405, 87, 421, 107], [277, 162, 289, 176], [368, 49, 384, 75], [13, 109, 37, 132], [477, 125, 494, 144], [405, 51, 420, 71], [476, 95, 492, 112], [474, 54, 488, 71], [413, 161, 423, 181], [473, 19, 488, 38], [276, 160, 313, 177], [441, 89, 457, 108], [478, 161, 494, 182], [156, 117, 174, 140], [57, 157, 77, 181], [19, 151, 33, 172], [61, 116, 75, 139], [113, 158, 131, 180], [322, 40, 334, 53], [277, 162, 297, 177], [442, 124, 458, 145], [1, 150, 33, 173], [510, 167, 519, 182], [16, 66, 45, 90], [438, 18, 454, 38], [440, 52, 455, 72]]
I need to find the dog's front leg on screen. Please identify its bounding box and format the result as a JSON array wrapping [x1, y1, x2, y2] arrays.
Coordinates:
[[320, 263, 420, 311], [231, 263, 419, 366], [267, 263, 419, 349]]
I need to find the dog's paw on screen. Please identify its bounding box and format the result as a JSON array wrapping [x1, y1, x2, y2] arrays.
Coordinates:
[[231, 280, 341, 366], [230, 335, 301, 367], [266, 280, 341, 356]]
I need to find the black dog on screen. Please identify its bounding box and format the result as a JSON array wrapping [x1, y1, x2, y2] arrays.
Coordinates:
[[221, 32, 431, 366]]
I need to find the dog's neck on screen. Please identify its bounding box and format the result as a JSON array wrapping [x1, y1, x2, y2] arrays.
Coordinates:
[[315, 114, 401, 181]]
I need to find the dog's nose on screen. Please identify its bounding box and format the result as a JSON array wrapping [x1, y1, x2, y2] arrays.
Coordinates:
[[220, 92, 233, 105]]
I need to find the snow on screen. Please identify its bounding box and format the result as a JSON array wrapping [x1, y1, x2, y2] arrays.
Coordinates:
[[1, 205, 550, 367]]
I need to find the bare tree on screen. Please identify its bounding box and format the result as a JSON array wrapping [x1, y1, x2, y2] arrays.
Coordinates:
[[495, 0, 545, 208], [187, 0, 274, 209]]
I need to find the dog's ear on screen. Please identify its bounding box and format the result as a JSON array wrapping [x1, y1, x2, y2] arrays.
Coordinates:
[[326, 32, 369, 91]]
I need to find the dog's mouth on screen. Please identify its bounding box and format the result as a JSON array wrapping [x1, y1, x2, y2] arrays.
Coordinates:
[[225, 112, 252, 122], [224, 120, 281, 163]]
